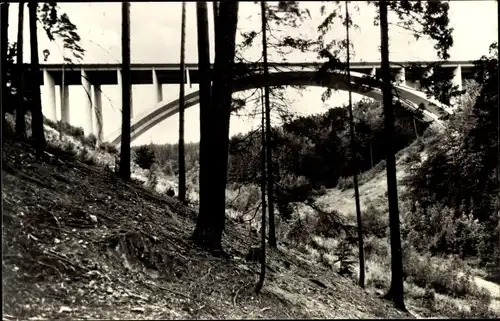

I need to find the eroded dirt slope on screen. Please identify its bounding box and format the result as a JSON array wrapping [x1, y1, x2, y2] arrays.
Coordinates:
[[2, 140, 410, 319]]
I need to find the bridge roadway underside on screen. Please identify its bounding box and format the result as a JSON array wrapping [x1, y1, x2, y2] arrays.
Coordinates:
[[37, 61, 477, 86]]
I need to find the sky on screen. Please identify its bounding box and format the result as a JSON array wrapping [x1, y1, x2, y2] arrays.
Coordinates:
[[6, 1, 499, 145]]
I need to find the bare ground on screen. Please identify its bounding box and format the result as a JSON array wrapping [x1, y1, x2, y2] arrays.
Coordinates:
[[2, 139, 410, 320]]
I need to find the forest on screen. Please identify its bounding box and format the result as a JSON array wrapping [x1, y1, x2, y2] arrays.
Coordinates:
[[2, 0, 499, 319]]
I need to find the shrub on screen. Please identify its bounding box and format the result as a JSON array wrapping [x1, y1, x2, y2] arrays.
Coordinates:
[[99, 142, 118, 155], [362, 203, 387, 238], [147, 165, 159, 191], [404, 205, 489, 259], [402, 247, 489, 299], [134, 145, 156, 170], [364, 236, 389, 259], [62, 139, 78, 156], [226, 184, 260, 214], [79, 147, 95, 165], [336, 176, 354, 191], [64, 123, 85, 139], [311, 185, 327, 197], [82, 134, 97, 149]]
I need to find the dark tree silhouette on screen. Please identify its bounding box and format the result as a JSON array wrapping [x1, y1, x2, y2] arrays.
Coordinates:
[[260, 1, 277, 248], [192, 1, 239, 250], [135, 145, 156, 170], [0, 2, 8, 129], [344, 1, 365, 289], [192, 1, 214, 247], [15, 2, 26, 139], [178, 1, 187, 202], [119, 2, 131, 180], [255, 87, 267, 293], [379, 0, 406, 311], [28, 1, 46, 158], [497, 0, 500, 227]]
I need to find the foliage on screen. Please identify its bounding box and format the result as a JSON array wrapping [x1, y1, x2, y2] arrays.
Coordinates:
[[99, 142, 118, 155], [404, 44, 499, 263], [37, 2, 85, 62], [362, 203, 387, 238], [134, 145, 156, 170], [147, 164, 160, 191], [82, 134, 97, 149], [382, 1, 453, 60], [402, 247, 490, 300]]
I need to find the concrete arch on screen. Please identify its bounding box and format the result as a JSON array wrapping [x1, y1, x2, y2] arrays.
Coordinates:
[[107, 70, 452, 146]]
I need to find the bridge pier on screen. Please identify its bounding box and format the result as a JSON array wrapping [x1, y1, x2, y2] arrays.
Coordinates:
[[452, 64, 463, 91], [186, 66, 192, 88], [152, 68, 163, 103], [370, 67, 376, 78], [396, 67, 406, 86], [93, 84, 103, 143], [81, 69, 94, 137], [43, 69, 57, 121], [60, 84, 70, 124]]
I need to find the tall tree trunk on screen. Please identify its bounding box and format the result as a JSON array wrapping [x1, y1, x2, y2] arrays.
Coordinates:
[[192, 1, 239, 250], [119, 2, 131, 180], [28, 1, 45, 158], [496, 0, 500, 227], [379, 0, 406, 311], [260, 1, 276, 248], [192, 1, 214, 247], [344, 1, 365, 288], [178, 1, 187, 202], [15, 1, 26, 139], [211, 1, 239, 248], [1, 2, 9, 136], [255, 88, 267, 293]]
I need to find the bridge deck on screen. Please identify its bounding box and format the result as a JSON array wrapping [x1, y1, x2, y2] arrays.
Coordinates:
[[34, 60, 476, 86]]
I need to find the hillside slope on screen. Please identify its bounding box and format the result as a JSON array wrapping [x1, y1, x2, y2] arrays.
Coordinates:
[[314, 151, 413, 218], [2, 139, 410, 320]]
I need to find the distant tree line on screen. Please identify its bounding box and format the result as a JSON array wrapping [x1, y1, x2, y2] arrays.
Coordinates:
[[141, 98, 428, 218]]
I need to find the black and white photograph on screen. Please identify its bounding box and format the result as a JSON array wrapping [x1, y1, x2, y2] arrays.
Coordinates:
[[1, 0, 499, 319]]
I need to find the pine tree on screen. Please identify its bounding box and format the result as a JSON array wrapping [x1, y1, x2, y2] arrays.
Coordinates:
[[119, 2, 131, 180], [379, 0, 406, 311], [28, 1, 46, 158], [178, 1, 187, 202], [344, 1, 365, 289], [15, 1, 26, 139]]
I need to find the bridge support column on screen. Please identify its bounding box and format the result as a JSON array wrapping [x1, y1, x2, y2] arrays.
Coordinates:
[[93, 84, 103, 144], [452, 64, 462, 91], [370, 67, 376, 78], [186, 66, 192, 88], [60, 85, 70, 124], [152, 68, 163, 103], [450, 64, 463, 106], [43, 69, 57, 121], [397, 67, 406, 86], [81, 69, 94, 136]]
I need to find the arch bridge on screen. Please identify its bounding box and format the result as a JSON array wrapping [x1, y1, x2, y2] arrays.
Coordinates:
[[37, 60, 474, 144]]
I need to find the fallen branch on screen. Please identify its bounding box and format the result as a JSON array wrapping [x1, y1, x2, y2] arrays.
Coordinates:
[[47, 249, 89, 272], [201, 266, 213, 281], [141, 280, 193, 301], [233, 281, 252, 307]]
